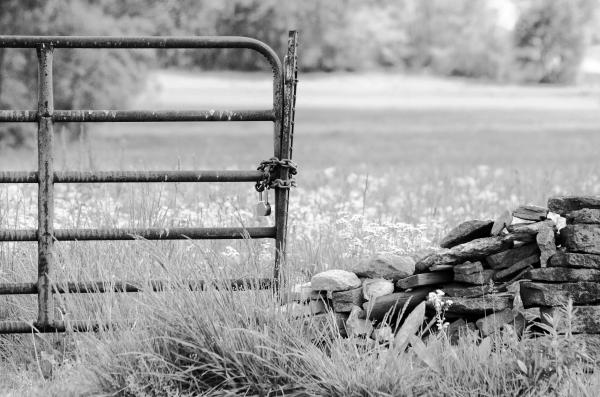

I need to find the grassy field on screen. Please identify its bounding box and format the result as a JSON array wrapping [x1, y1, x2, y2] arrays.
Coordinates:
[[2, 72, 600, 395]]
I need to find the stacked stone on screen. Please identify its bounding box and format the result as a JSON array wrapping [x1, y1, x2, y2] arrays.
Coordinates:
[[520, 196, 600, 335], [288, 198, 600, 342], [408, 204, 560, 338], [286, 254, 425, 341]]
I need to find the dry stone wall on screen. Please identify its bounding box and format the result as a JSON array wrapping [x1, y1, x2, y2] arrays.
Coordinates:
[[288, 196, 600, 343]]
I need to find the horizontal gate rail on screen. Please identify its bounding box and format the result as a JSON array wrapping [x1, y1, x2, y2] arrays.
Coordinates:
[[0, 109, 275, 123], [0, 278, 273, 295], [0, 227, 276, 241], [0, 170, 264, 183], [0, 32, 298, 334], [0, 320, 107, 334]]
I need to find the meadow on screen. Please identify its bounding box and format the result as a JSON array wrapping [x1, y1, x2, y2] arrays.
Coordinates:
[[1, 71, 600, 395]]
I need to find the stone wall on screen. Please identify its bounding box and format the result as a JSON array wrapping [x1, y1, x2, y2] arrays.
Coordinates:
[[286, 196, 600, 343]]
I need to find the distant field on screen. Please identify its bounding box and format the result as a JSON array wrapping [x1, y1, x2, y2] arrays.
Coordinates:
[[5, 70, 600, 172], [4, 71, 600, 230]]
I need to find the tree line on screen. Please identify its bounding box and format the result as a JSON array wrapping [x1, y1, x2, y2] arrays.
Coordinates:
[[0, 0, 597, 145]]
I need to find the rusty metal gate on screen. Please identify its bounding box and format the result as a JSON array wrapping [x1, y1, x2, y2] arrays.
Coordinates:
[[0, 32, 298, 334]]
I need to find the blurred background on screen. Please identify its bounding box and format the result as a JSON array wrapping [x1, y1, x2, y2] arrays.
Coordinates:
[[2, 0, 600, 254]]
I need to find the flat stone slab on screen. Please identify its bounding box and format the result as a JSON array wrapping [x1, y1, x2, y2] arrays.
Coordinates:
[[513, 205, 548, 221], [506, 220, 555, 242], [561, 225, 600, 254], [429, 264, 455, 272], [396, 271, 453, 290], [520, 281, 600, 308], [549, 252, 600, 269], [548, 196, 600, 216], [311, 270, 361, 292], [540, 306, 600, 334], [415, 236, 513, 273], [442, 283, 497, 298], [566, 208, 600, 224], [362, 279, 394, 301], [439, 220, 493, 249], [494, 254, 539, 281], [363, 287, 432, 321], [331, 287, 364, 313], [486, 243, 540, 270], [436, 295, 513, 317], [352, 254, 415, 280], [454, 269, 495, 285], [524, 267, 600, 283], [454, 261, 484, 275]]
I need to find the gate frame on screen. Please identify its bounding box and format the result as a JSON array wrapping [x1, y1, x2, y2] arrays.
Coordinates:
[[0, 31, 298, 334]]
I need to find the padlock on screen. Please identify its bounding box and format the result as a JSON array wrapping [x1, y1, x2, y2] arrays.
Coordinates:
[[255, 190, 271, 216]]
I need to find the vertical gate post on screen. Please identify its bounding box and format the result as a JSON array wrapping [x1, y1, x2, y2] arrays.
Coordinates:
[[274, 31, 298, 287], [36, 44, 55, 327]]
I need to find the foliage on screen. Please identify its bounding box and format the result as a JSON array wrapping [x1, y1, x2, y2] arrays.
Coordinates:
[[513, 0, 597, 83], [0, 0, 152, 146], [0, 0, 598, 147]]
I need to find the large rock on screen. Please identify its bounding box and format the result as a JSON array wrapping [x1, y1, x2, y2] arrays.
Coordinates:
[[435, 295, 513, 317], [362, 279, 394, 301], [512, 205, 548, 221], [454, 269, 495, 285], [536, 223, 556, 267], [540, 306, 600, 334], [476, 309, 525, 337], [439, 220, 493, 249], [415, 237, 513, 273], [561, 225, 600, 254], [331, 287, 364, 312], [549, 252, 600, 269], [454, 261, 484, 275], [524, 267, 600, 283], [566, 208, 600, 224], [494, 254, 538, 281], [363, 288, 432, 321], [506, 220, 555, 242], [353, 254, 415, 280], [311, 270, 361, 292], [396, 271, 453, 290], [548, 196, 600, 216], [486, 243, 540, 270], [520, 281, 600, 308], [442, 283, 498, 298]]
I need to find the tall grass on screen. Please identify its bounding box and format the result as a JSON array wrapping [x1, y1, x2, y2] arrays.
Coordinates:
[[7, 276, 599, 396], [2, 163, 600, 394]]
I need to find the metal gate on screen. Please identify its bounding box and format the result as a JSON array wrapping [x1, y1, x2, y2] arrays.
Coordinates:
[[0, 31, 298, 334]]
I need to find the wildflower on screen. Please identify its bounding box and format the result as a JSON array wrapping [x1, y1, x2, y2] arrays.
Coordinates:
[[427, 289, 453, 334]]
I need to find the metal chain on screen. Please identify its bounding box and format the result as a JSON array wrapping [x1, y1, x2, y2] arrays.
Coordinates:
[[255, 157, 298, 192]]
